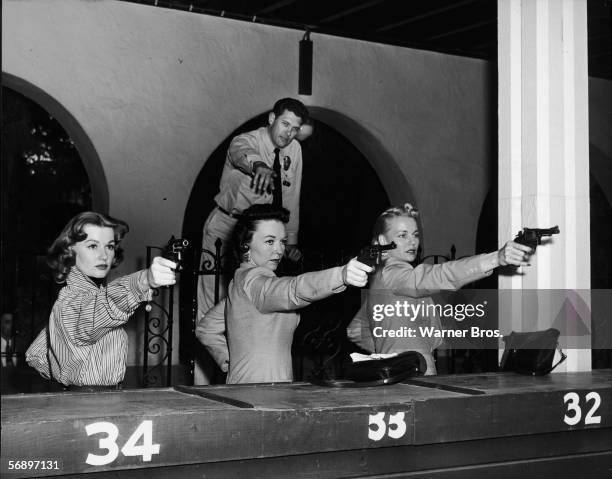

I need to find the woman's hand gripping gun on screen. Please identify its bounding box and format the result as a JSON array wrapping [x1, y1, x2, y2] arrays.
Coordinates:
[[356, 242, 397, 271], [145, 237, 189, 312]]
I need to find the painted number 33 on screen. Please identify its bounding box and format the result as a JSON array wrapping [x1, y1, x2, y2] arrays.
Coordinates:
[[85, 420, 160, 466], [368, 412, 407, 441]]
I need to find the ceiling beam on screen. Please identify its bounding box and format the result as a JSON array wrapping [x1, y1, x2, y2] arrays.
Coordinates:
[[318, 0, 387, 25], [258, 0, 299, 15], [376, 0, 480, 33], [426, 19, 495, 41]]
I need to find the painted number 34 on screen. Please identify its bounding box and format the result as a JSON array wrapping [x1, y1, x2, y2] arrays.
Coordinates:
[[368, 412, 407, 441], [85, 420, 160, 466]]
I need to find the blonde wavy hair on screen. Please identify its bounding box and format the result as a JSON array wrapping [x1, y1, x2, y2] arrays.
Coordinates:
[[371, 203, 419, 244]]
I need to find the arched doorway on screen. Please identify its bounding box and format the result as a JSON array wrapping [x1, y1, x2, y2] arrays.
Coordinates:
[[181, 113, 390, 381], [1, 83, 100, 392]]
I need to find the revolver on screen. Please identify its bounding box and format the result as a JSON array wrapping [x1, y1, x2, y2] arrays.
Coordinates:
[[514, 226, 559, 252], [162, 236, 189, 271], [356, 242, 397, 269]]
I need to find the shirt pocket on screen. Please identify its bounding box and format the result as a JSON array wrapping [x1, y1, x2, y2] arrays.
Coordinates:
[[281, 155, 295, 184]]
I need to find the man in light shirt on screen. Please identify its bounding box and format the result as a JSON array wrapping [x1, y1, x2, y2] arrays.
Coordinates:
[[195, 98, 308, 383], [198, 99, 308, 309]]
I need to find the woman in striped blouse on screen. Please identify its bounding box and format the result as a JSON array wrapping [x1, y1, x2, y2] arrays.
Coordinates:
[[26, 211, 176, 389]]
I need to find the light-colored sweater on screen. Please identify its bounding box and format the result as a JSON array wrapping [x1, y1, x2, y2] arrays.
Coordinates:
[[197, 263, 346, 384]]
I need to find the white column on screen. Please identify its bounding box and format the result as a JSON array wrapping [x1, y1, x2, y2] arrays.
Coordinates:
[[498, 0, 591, 371]]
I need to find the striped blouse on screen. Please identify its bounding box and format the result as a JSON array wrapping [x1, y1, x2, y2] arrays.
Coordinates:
[[26, 267, 151, 386]]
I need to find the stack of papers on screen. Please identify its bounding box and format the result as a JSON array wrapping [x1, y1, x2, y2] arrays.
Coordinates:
[[350, 352, 399, 362]]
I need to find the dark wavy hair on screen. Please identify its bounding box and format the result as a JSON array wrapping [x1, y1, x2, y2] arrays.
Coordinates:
[[272, 98, 309, 123], [233, 204, 290, 262], [372, 203, 419, 244], [47, 211, 129, 283]]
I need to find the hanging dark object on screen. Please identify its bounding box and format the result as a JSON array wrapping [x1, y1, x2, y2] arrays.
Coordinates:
[[299, 30, 313, 95]]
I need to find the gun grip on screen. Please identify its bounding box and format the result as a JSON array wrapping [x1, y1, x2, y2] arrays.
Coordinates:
[[356, 252, 376, 269]]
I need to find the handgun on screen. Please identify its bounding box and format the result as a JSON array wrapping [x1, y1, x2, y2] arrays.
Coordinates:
[[162, 236, 189, 271], [357, 242, 397, 269], [514, 226, 560, 252]]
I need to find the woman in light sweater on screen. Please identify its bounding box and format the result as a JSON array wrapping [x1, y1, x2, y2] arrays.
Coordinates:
[[197, 204, 372, 384], [347, 203, 533, 375]]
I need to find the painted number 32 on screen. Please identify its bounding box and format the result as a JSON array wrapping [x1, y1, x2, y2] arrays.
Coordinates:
[[563, 392, 602, 426], [368, 412, 407, 441], [85, 420, 160, 466]]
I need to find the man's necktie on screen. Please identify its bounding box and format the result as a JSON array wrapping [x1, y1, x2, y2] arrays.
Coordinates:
[[272, 148, 282, 208]]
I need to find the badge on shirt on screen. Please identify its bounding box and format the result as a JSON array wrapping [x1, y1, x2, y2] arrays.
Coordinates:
[[283, 156, 291, 171]]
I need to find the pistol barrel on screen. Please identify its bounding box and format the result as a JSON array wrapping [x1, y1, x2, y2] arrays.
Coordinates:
[[380, 241, 397, 251]]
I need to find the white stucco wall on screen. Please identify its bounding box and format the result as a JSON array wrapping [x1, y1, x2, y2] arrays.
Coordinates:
[[2, 0, 493, 260], [3, 0, 494, 365]]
